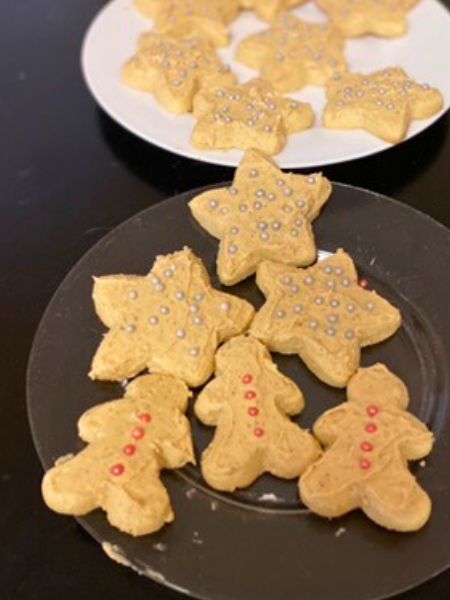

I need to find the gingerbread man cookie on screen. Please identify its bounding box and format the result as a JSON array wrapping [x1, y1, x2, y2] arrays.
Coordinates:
[[42, 375, 195, 536], [192, 78, 314, 154], [240, 0, 307, 22], [122, 33, 235, 114], [236, 15, 347, 93], [134, 0, 239, 47], [89, 247, 255, 387], [195, 336, 321, 492], [250, 251, 401, 388], [323, 67, 443, 143], [316, 0, 420, 38], [189, 149, 331, 285], [299, 364, 434, 531]]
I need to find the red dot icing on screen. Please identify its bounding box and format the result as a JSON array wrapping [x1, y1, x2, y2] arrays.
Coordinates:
[[365, 423, 378, 433], [360, 459, 371, 470], [360, 441, 373, 452], [110, 463, 125, 476], [248, 407, 259, 417], [254, 427, 265, 437], [367, 405, 379, 417], [242, 374, 253, 384], [139, 413, 152, 423], [132, 426, 145, 440], [123, 444, 136, 456], [245, 390, 257, 400], [359, 279, 369, 288]]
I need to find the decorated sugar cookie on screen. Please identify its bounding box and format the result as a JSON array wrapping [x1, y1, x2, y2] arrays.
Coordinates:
[[240, 0, 307, 22], [323, 67, 443, 143], [192, 78, 314, 154], [299, 364, 434, 531], [134, 0, 239, 47], [42, 375, 195, 536], [89, 247, 255, 387], [236, 15, 347, 93], [189, 149, 331, 285], [122, 33, 235, 114], [316, 0, 421, 38], [250, 250, 401, 388], [195, 336, 321, 492]]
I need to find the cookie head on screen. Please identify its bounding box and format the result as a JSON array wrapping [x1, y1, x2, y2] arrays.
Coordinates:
[[347, 363, 409, 410]]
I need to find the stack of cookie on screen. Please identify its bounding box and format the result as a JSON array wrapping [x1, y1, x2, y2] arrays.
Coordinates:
[[42, 149, 434, 536], [121, 0, 443, 152]]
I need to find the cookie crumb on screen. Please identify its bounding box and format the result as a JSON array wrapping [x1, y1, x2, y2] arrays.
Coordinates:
[[193, 531, 203, 545], [259, 493, 280, 502], [102, 542, 131, 567], [210, 500, 219, 511], [120, 379, 129, 388], [152, 542, 167, 552], [186, 488, 197, 500], [54, 453, 74, 467], [335, 527, 346, 538], [419, 460, 427, 468]]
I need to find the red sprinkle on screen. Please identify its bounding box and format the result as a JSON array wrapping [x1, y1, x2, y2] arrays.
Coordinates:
[[242, 374, 253, 385], [360, 459, 371, 470], [245, 390, 257, 400], [367, 405, 379, 418], [254, 427, 265, 437], [132, 427, 145, 440], [123, 444, 136, 456], [365, 423, 378, 434], [360, 441, 373, 452], [110, 463, 125, 476], [248, 407, 259, 417], [139, 413, 152, 423], [359, 279, 369, 288]]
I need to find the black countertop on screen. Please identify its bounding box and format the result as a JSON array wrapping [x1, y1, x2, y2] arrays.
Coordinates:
[[1, 1, 449, 598]]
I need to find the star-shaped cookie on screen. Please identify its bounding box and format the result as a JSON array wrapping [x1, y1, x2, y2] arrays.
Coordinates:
[[236, 15, 347, 93], [189, 149, 332, 285], [316, 0, 420, 37], [122, 33, 235, 114], [323, 67, 444, 143], [89, 248, 255, 387], [240, 0, 307, 22], [134, 0, 239, 47], [191, 78, 315, 154], [250, 250, 401, 388]]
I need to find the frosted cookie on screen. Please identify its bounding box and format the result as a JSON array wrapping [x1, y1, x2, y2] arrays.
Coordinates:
[[250, 250, 401, 388], [134, 0, 239, 47], [195, 336, 321, 492], [192, 78, 314, 154], [122, 33, 235, 114], [323, 67, 444, 143], [316, 0, 420, 38], [299, 364, 434, 531], [189, 149, 331, 286], [236, 15, 347, 93], [89, 247, 255, 387], [240, 0, 307, 22], [42, 375, 195, 536]]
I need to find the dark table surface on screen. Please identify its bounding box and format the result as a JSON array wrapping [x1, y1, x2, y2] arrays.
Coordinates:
[[1, 1, 450, 598]]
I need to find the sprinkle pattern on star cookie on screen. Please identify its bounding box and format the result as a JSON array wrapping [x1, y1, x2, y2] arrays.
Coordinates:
[[89, 247, 255, 387], [42, 375, 195, 536], [195, 336, 321, 492], [236, 15, 347, 93], [189, 149, 331, 285], [240, 0, 308, 22], [299, 364, 434, 532], [191, 78, 314, 154], [323, 67, 444, 143], [134, 0, 239, 47], [316, 0, 421, 38], [122, 33, 235, 114], [250, 250, 401, 388]]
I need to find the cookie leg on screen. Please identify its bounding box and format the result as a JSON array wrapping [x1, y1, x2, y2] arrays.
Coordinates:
[[299, 452, 359, 517], [102, 466, 174, 536], [266, 424, 321, 478], [361, 459, 431, 532]]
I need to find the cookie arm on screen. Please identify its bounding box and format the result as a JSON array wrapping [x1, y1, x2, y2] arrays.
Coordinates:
[[92, 275, 143, 327], [195, 378, 226, 425], [273, 372, 305, 416], [189, 188, 231, 238], [313, 407, 349, 446], [212, 291, 255, 340], [78, 399, 130, 443], [89, 328, 148, 382], [398, 413, 434, 460]]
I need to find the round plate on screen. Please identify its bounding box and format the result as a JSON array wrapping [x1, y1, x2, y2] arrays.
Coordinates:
[[28, 184, 450, 600], [81, 0, 450, 168]]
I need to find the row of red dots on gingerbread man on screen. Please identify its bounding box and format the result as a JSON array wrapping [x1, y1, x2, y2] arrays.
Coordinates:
[[110, 412, 153, 476], [242, 374, 265, 438]]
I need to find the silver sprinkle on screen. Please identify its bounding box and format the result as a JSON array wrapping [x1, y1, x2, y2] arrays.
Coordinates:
[[239, 204, 248, 212], [326, 327, 336, 337], [257, 222, 268, 230], [176, 291, 185, 301], [296, 199, 306, 209], [276, 309, 286, 319], [345, 330, 355, 340], [328, 314, 339, 324], [305, 276, 314, 285], [335, 267, 344, 276], [220, 302, 230, 312], [255, 189, 266, 198], [331, 299, 340, 308], [193, 316, 203, 325], [295, 219, 303, 227], [160, 306, 170, 315], [272, 221, 281, 230], [291, 228, 299, 237], [220, 206, 229, 215], [324, 265, 333, 274], [307, 176, 316, 184], [282, 276, 292, 285], [125, 324, 135, 333], [283, 205, 293, 214], [230, 226, 239, 235], [216, 90, 225, 98], [128, 290, 138, 300], [315, 296, 324, 305], [291, 285, 299, 293], [309, 320, 319, 329], [260, 232, 269, 241], [294, 304, 303, 314], [267, 192, 276, 201], [189, 347, 200, 357], [164, 269, 174, 278], [249, 169, 259, 178], [341, 278, 351, 287], [228, 244, 238, 255], [229, 187, 238, 196], [195, 293, 205, 302], [253, 201, 263, 210], [347, 303, 356, 313], [176, 328, 186, 339], [155, 283, 165, 292], [284, 187, 293, 197], [148, 316, 159, 326], [264, 125, 273, 133], [276, 179, 285, 187], [327, 280, 335, 289], [189, 304, 199, 314], [366, 302, 375, 311]]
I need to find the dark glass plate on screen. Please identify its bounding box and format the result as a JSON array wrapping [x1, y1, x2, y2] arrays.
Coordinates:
[[27, 183, 450, 600]]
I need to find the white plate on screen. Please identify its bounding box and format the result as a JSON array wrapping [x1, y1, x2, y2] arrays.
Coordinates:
[[81, 0, 450, 168]]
